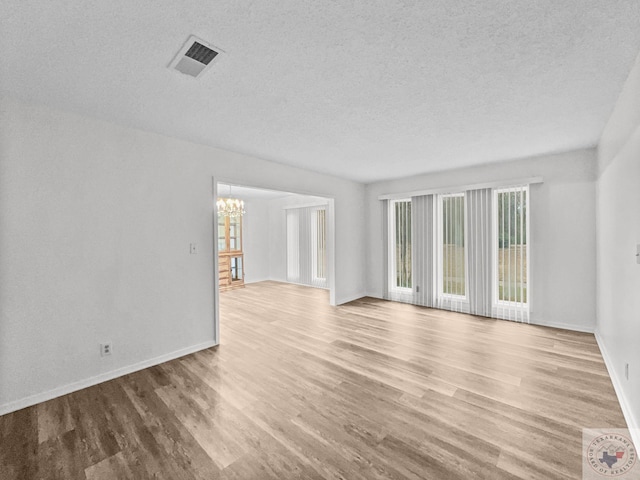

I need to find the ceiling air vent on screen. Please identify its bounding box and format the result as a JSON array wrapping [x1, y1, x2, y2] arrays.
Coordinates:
[[169, 35, 223, 78]]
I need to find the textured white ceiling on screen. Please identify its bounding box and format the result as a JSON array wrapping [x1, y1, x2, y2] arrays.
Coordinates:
[[1, 1, 639, 182]]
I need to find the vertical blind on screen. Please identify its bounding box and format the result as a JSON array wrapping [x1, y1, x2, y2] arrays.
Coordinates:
[[411, 195, 434, 307], [467, 189, 493, 317], [315, 209, 327, 281], [386, 185, 530, 323], [286, 211, 300, 281], [286, 206, 328, 289]]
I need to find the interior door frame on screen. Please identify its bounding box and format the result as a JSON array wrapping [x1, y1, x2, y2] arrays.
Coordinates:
[[212, 178, 220, 345]]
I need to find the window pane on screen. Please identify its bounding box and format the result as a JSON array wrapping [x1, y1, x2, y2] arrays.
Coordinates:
[[316, 209, 326, 280], [218, 215, 227, 251], [394, 201, 412, 289], [229, 217, 241, 251], [497, 189, 527, 303], [231, 256, 243, 281], [442, 195, 465, 296]]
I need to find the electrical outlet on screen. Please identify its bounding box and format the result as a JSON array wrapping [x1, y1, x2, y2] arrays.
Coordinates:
[[190, 243, 197, 255], [100, 343, 112, 357], [625, 363, 629, 380]]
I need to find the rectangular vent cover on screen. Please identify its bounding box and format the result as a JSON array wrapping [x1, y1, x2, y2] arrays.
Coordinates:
[[185, 42, 218, 65], [169, 35, 223, 78]]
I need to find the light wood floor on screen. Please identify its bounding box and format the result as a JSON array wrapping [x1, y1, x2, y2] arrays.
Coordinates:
[[0, 281, 627, 479]]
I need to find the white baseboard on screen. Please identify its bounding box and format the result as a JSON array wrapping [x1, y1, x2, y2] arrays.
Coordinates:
[[595, 330, 640, 450], [364, 296, 596, 334], [0, 340, 218, 416], [245, 277, 270, 284], [275, 279, 330, 290], [336, 291, 366, 305], [529, 320, 595, 333]]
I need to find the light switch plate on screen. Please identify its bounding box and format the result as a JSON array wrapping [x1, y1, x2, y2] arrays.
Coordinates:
[[190, 243, 197, 255]]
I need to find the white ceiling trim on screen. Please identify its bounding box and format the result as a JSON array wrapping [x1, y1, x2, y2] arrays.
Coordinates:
[[378, 177, 544, 200], [282, 201, 329, 210]]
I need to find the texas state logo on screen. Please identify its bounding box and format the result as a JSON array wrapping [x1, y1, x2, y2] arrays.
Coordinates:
[[583, 429, 637, 478]]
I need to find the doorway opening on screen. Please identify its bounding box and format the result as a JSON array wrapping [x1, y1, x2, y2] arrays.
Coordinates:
[[213, 181, 336, 343]]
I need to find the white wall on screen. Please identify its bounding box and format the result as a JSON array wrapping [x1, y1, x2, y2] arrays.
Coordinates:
[[240, 198, 270, 284], [596, 51, 640, 442], [365, 148, 598, 332], [0, 96, 366, 413]]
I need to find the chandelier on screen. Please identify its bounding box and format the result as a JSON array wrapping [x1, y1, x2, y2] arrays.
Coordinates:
[[217, 197, 245, 217]]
